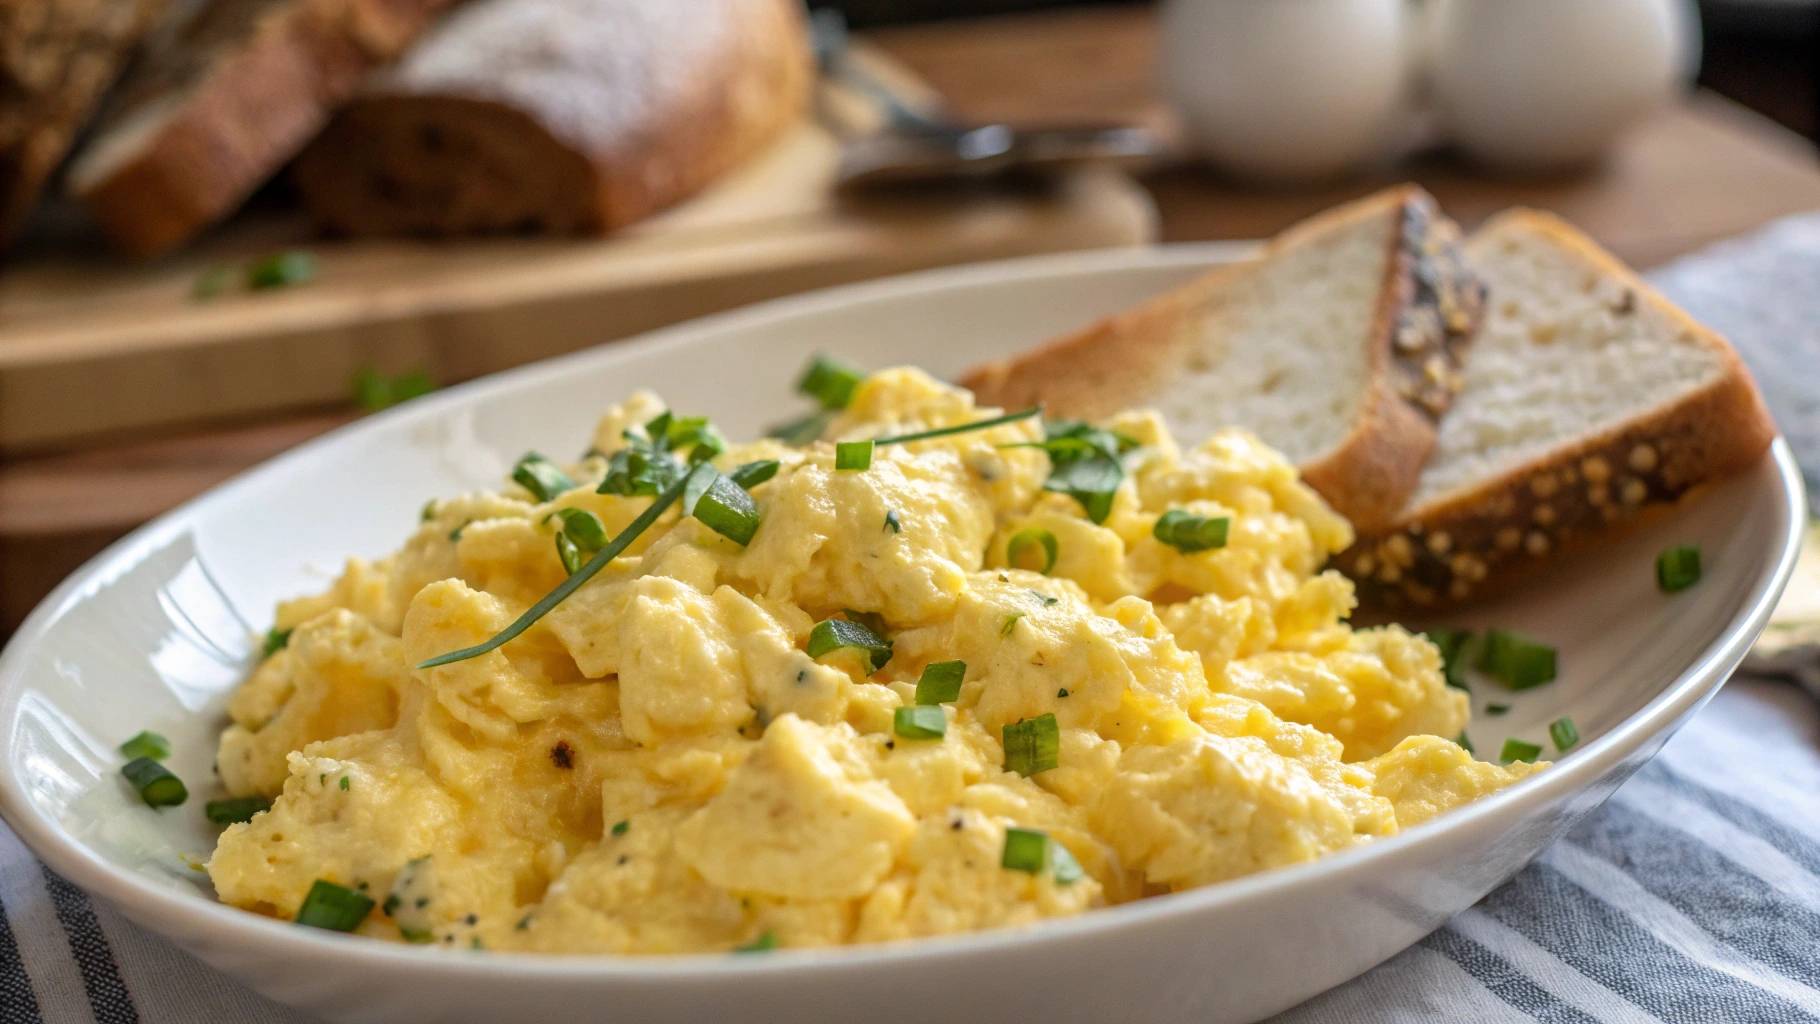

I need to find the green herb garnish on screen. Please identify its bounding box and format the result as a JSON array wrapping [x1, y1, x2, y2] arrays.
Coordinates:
[[767, 410, 833, 446], [417, 469, 692, 668], [884, 509, 902, 533], [806, 616, 893, 672], [205, 797, 271, 824], [294, 879, 373, 931], [894, 705, 947, 740], [1000, 827, 1081, 883], [247, 250, 318, 290], [1456, 731, 1475, 755], [512, 453, 575, 502], [1002, 713, 1060, 776], [797, 355, 866, 410], [1549, 717, 1579, 752], [261, 626, 292, 659], [1423, 629, 1476, 690], [1499, 738, 1543, 764], [599, 412, 725, 496], [915, 660, 966, 705], [872, 407, 1043, 447], [122, 757, 187, 807], [549, 508, 609, 574], [835, 439, 874, 470], [1006, 420, 1137, 525], [352, 366, 435, 413], [682, 464, 763, 545], [728, 459, 780, 490], [735, 931, 779, 953], [1485, 703, 1510, 715], [119, 731, 171, 761], [999, 611, 1026, 636], [1656, 544, 1701, 593], [1153, 509, 1230, 553], [1007, 527, 1058, 574], [1476, 629, 1557, 691], [339, 775, 350, 791], [612, 820, 629, 836]]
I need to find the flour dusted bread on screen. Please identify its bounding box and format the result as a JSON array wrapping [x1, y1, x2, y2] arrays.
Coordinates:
[[1341, 210, 1776, 608], [0, 0, 164, 247], [65, 0, 462, 257], [963, 185, 1484, 532], [291, 0, 811, 238]]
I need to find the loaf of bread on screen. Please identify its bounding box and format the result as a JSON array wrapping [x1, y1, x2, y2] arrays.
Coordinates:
[[0, 0, 164, 247], [65, 0, 462, 258], [1340, 210, 1777, 608], [291, 0, 812, 238], [963, 185, 1485, 533]]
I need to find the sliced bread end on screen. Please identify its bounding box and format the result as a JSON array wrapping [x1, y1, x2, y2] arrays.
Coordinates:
[[1342, 209, 1777, 609], [962, 184, 1485, 532]]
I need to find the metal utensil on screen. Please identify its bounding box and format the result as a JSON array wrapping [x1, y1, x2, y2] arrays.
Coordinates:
[[809, 9, 1170, 189]]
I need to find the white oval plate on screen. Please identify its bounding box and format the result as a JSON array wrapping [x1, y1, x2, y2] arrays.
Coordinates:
[[0, 245, 1804, 1024]]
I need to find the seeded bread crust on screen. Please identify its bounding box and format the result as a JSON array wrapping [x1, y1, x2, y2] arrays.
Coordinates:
[[962, 185, 1485, 533], [1342, 210, 1777, 609], [0, 0, 164, 247], [290, 0, 812, 239], [66, 0, 461, 258]]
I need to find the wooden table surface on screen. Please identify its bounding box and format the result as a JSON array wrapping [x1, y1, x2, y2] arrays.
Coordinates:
[[5, 4, 1820, 632]]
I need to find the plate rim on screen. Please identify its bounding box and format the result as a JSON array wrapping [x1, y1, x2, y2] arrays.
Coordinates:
[[0, 241, 1805, 979]]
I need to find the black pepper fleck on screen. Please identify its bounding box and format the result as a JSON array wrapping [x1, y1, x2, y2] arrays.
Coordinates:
[[550, 740, 574, 770], [465, 913, 478, 926]]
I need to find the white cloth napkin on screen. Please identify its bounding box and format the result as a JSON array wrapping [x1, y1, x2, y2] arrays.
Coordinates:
[[4, 215, 1820, 1023]]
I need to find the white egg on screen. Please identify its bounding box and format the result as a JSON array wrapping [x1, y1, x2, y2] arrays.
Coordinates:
[[1159, 0, 1412, 181], [1426, 0, 1697, 170]]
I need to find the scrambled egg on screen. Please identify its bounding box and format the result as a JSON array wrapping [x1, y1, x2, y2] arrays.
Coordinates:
[[206, 367, 1544, 953]]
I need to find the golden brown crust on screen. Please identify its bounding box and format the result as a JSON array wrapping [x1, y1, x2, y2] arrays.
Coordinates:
[[69, 0, 461, 258], [962, 184, 1484, 532], [292, 0, 812, 238], [1342, 210, 1778, 608]]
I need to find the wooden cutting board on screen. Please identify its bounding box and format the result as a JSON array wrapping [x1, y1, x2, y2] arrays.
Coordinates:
[[0, 123, 1155, 454]]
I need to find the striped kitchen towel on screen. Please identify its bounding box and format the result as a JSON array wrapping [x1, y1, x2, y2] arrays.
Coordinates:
[[5, 212, 1820, 1024]]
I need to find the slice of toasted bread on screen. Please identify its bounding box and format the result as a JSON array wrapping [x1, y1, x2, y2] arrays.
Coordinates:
[[962, 185, 1484, 532], [1341, 210, 1777, 608]]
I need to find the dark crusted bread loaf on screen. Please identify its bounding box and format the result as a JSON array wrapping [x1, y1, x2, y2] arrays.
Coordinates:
[[0, 0, 164, 247], [64, 0, 461, 257], [963, 185, 1485, 533], [1340, 210, 1777, 609], [291, 0, 812, 238]]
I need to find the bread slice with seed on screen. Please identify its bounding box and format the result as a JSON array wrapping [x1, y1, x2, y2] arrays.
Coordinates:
[[962, 185, 1485, 533], [1341, 210, 1776, 608], [0, 0, 165, 248], [291, 0, 812, 239], [65, 0, 462, 258]]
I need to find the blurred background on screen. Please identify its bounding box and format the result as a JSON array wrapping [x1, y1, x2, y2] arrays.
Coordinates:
[[0, 0, 1817, 635]]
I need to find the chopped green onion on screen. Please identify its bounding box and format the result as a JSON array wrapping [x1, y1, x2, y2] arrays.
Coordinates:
[[806, 617, 893, 672], [261, 626, 292, 659], [1499, 738, 1543, 765], [894, 705, 947, 740], [1007, 527, 1058, 574], [1657, 544, 1702, 593], [915, 660, 966, 705], [121, 757, 187, 808], [512, 453, 575, 502], [729, 459, 780, 489], [797, 355, 866, 410], [1486, 703, 1510, 715], [843, 608, 890, 636], [352, 366, 434, 412], [420, 500, 439, 522], [659, 415, 727, 464], [295, 879, 374, 931], [248, 250, 318, 290], [1001, 827, 1049, 874], [1153, 509, 1230, 553], [550, 507, 609, 551], [418, 470, 691, 668], [339, 775, 350, 791], [684, 466, 763, 546], [1550, 717, 1579, 752], [768, 409, 833, 446], [119, 731, 171, 761], [1456, 731, 1475, 755], [735, 931, 779, 953], [1476, 629, 1557, 690], [872, 407, 1043, 447], [205, 797, 271, 824], [1051, 839, 1084, 884], [884, 509, 902, 533], [554, 533, 583, 575], [835, 439, 874, 470], [999, 611, 1026, 636], [1423, 629, 1476, 690], [1003, 713, 1060, 776], [1057, 688, 1069, 698], [611, 820, 629, 836]]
